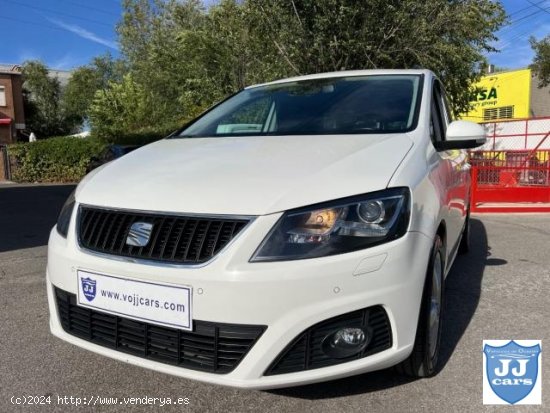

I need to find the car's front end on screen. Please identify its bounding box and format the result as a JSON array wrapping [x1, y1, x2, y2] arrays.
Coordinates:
[[47, 70, 438, 389], [47, 198, 432, 389]]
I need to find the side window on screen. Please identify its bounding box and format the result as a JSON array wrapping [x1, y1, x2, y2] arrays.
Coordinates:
[[431, 82, 445, 144]]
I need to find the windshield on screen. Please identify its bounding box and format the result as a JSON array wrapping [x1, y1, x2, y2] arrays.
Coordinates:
[[178, 75, 422, 137]]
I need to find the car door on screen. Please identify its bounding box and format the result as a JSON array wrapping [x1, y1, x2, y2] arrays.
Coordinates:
[[430, 80, 467, 265], [438, 83, 471, 221]]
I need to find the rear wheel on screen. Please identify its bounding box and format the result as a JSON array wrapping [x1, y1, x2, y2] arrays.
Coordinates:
[[397, 235, 445, 377]]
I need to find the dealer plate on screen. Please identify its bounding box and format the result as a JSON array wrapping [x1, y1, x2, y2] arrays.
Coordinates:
[[76, 269, 192, 331]]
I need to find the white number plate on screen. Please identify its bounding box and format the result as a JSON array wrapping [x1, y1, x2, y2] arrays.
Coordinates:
[[77, 270, 192, 330]]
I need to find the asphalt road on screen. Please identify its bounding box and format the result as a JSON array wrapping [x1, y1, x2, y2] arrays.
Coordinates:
[[0, 184, 548, 412]]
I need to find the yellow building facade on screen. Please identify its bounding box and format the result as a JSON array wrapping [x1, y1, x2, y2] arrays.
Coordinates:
[[461, 68, 531, 122]]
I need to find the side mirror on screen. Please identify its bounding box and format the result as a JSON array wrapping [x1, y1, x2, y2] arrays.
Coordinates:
[[435, 120, 486, 150]]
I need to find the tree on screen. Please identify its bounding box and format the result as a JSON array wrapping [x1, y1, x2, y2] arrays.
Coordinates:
[[89, 73, 158, 138], [93, 0, 505, 139], [168, 0, 286, 118], [22, 60, 73, 137], [530, 35, 550, 88], [112, 0, 288, 130], [62, 54, 126, 130], [117, 0, 204, 124], [246, 0, 506, 114]]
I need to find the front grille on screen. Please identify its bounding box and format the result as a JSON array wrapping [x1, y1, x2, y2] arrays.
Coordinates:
[[55, 288, 265, 374], [78, 206, 250, 264], [265, 306, 392, 375]]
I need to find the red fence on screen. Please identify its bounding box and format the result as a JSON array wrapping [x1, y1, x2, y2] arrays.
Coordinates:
[[470, 117, 550, 213]]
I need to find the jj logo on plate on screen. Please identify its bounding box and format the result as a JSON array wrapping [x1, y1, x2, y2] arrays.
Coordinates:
[[483, 340, 542, 405], [81, 277, 97, 302]]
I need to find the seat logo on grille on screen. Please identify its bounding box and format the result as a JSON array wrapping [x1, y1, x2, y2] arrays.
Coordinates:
[[126, 222, 154, 247]]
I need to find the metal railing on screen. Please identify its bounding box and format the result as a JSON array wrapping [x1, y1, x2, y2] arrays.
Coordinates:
[[469, 117, 550, 212]]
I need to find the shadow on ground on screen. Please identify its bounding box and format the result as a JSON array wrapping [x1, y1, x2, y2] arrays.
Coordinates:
[[0, 184, 75, 252], [269, 218, 494, 399]]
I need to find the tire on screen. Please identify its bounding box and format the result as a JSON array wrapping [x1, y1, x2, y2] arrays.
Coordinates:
[[397, 235, 445, 378], [458, 209, 470, 255]]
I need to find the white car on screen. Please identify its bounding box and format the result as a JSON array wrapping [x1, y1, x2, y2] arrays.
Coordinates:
[[47, 69, 485, 389]]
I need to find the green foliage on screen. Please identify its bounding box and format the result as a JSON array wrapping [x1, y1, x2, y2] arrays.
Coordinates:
[[88, 70, 181, 145], [172, 0, 288, 113], [62, 54, 126, 129], [530, 35, 550, 88], [8, 137, 107, 183], [246, 0, 506, 114], [89, 73, 169, 139], [87, 0, 505, 138], [20, 56, 126, 139], [91, 125, 177, 146], [22, 60, 74, 137], [107, 0, 289, 136], [117, 0, 198, 125], [62, 66, 101, 129]]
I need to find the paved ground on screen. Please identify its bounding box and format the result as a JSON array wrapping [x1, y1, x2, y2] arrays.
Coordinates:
[[0, 184, 548, 412]]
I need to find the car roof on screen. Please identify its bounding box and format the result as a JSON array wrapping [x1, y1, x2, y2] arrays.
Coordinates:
[[246, 69, 433, 89]]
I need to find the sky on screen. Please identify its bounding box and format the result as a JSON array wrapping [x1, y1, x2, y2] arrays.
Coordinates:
[[0, 0, 549, 71], [488, 0, 550, 69], [0, 0, 121, 69]]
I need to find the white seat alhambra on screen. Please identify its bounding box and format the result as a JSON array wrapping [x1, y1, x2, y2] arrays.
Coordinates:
[[47, 69, 486, 389]]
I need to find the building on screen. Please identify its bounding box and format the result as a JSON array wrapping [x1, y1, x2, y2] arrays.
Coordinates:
[[461, 68, 550, 122], [531, 74, 550, 118], [48, 68, 72, 87], [0, 64, 25, 144]]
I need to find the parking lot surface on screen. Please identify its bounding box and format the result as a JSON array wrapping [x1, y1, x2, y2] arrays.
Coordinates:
[[0, 184, 548, 412]]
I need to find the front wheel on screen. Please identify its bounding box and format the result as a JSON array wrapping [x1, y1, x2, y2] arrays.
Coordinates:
[[397, 235, 445, 377]]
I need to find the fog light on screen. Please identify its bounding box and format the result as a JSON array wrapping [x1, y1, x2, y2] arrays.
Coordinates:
[[321, 327, 371, 358]]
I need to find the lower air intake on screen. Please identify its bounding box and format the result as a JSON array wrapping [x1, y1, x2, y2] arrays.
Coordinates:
[[265, 306, 392, 375], [55, 287, 265, 374]]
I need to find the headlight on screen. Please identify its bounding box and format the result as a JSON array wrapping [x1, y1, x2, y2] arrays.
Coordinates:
[[56, 190, 76, 238], [251, 188, 410, 262]]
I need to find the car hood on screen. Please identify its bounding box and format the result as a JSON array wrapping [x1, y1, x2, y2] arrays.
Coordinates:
[[77, 134, 413, 215]]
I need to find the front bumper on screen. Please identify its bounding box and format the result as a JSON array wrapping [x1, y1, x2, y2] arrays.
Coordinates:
[[47, 212, 433, 389]]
